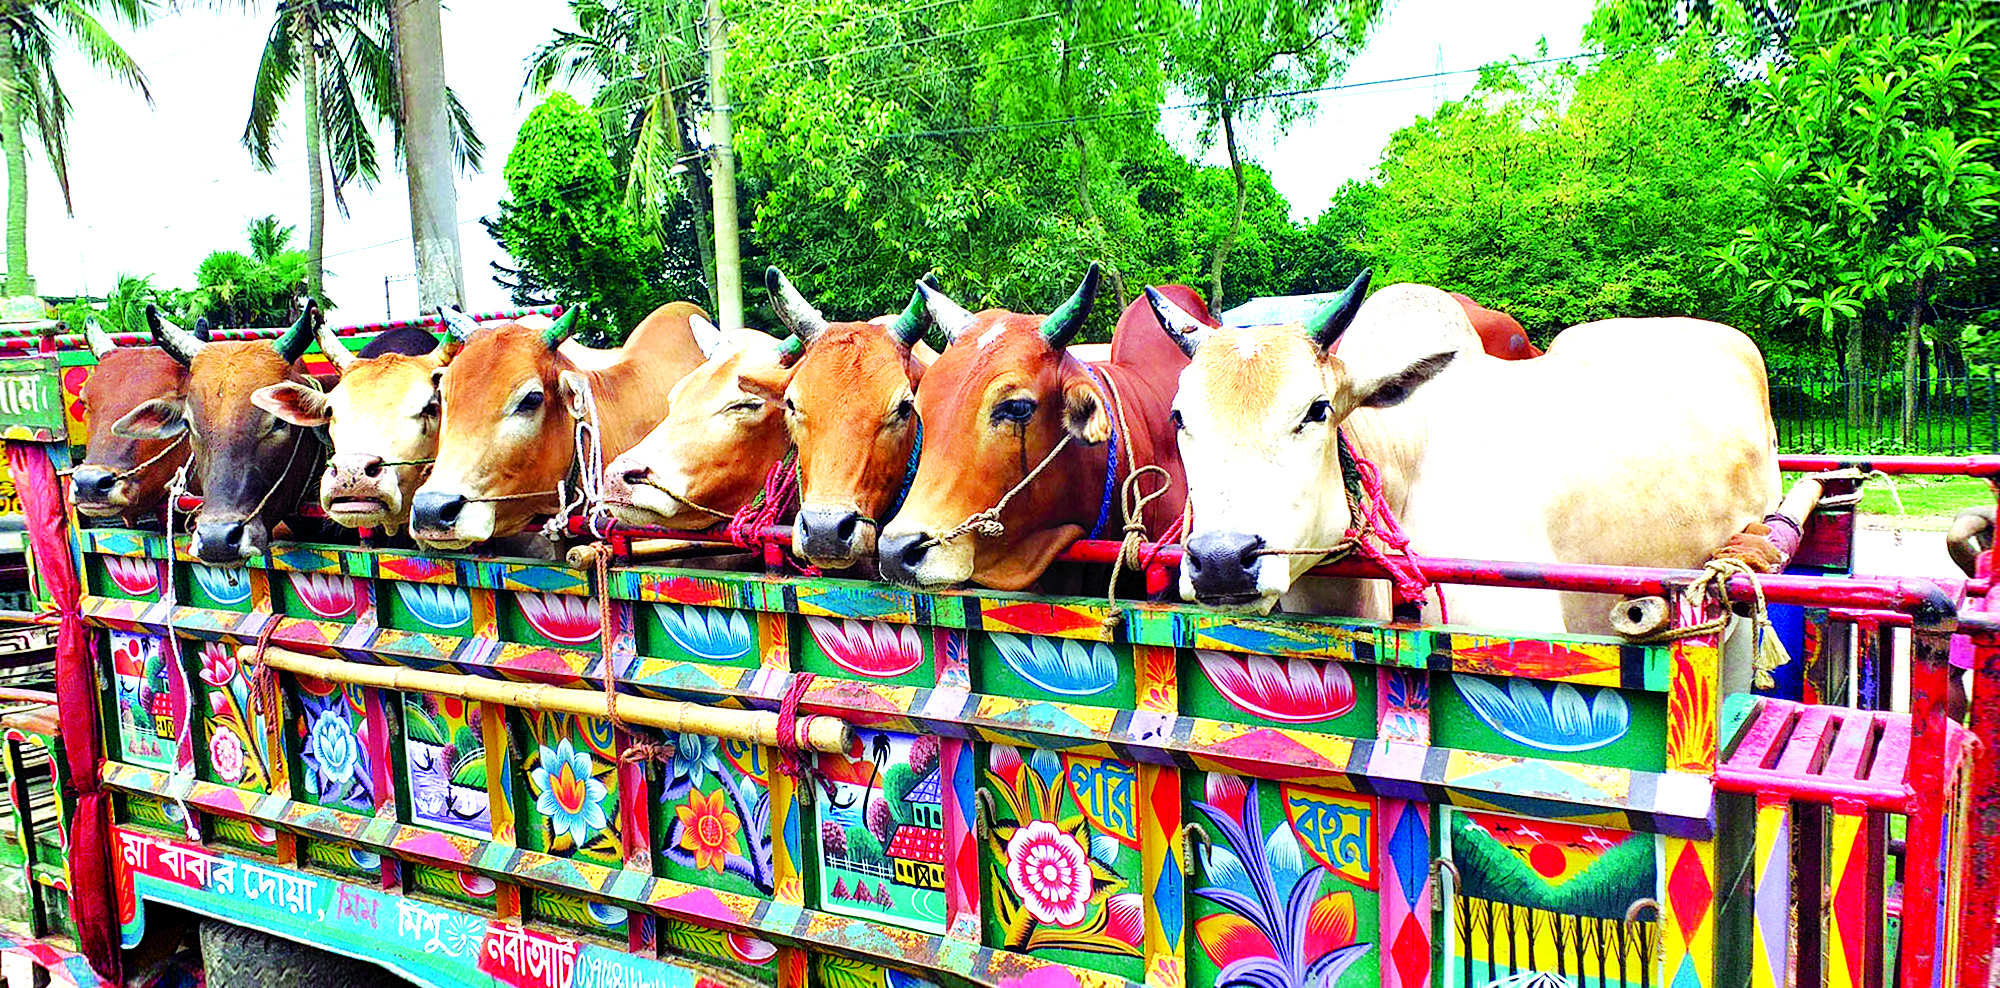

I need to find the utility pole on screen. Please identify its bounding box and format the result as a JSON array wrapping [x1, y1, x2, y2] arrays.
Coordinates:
[[392, 0, 465, 312], [705, 0, 742, 332]]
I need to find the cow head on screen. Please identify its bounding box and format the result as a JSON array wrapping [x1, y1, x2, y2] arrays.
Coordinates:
[[601, 315, 791, 530], [1154, 273, 1473, 611], [411, 306, 587, 549], [113, 303, 323, 564], [878, 265, 1108, 589], [250, 309, 459, 533], [753, 269, 932, 569], [70, 318, 199, 519]]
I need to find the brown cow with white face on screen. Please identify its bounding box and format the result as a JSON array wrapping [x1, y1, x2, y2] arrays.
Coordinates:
[[250, 311, 465, 533], [69, 318, 199, 520], [113, 304, 325, 564], [877, 265, 1197, 590], [411, 302, 708, 549]]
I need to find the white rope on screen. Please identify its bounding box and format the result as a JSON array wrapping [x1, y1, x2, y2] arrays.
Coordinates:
[[545, 375, 612, 543]]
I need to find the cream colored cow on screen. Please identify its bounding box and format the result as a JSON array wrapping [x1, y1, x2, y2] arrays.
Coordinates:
[[1150, 272, 1780, 642]]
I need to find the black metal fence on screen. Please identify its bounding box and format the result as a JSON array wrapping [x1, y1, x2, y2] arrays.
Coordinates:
[[1770, 366, 2000, 455]]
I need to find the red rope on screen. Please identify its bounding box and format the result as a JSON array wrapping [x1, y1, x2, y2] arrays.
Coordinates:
[[773, 672, 834, 798], [1347, 452, 1445, 621], [727, 453, 820, 576]]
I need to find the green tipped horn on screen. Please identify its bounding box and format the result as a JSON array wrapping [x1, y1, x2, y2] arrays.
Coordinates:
[[545, 304, 581, 349], [1306, 268, 1372, 351], [775, 334, 805, 365], [273, 301, 318, 362], [1039, 262, 1102, 350], [888, 273, 938, 347]]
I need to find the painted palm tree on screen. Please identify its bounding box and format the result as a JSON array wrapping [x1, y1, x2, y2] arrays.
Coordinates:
[[0, 0, 154, 296], [522, 0, 711, 288], [243, 0, 481, 305]]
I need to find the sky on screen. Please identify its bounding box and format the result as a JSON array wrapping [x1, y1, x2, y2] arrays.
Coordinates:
[[30, 0, 1594, 323]]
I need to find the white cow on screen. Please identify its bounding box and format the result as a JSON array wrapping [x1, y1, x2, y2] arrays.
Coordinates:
[[1149, 273, 1780, 658]]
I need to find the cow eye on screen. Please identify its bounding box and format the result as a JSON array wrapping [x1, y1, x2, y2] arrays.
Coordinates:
[[1301, 398, 1331, 426], [893, 398, 915, 421], [514, 390, 544, 415], [1170, 409, 1185, 431], [727, 399, 762, 414], [993, 397, 1036, 423], [418, 398, 439, 419]]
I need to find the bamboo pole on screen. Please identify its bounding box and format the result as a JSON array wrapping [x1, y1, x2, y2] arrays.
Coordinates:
[[238, 646, 853, 755], [565, 539, 749, 569]]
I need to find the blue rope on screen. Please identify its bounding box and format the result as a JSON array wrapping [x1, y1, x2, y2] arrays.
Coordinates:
[[1084, 365, 1118, 541], [885, 415, 922, 521]]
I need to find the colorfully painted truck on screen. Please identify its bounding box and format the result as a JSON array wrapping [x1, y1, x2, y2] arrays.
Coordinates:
[[0, 318, 1994, 988]]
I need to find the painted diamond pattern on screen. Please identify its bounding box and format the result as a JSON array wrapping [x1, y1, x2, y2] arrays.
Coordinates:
[[1667, 842, 1713, 927], [1391, 914, 1428, 988]]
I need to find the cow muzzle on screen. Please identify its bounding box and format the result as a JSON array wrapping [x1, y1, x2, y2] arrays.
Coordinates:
[[410, 490, 493, 549], [878, 530, 971, 587], [794, 505, 874, 569], [1182, 531, 1273, 609], [69, 466, 128, 515], [321, 454, 403, 528], [192, 517, 267, 565]]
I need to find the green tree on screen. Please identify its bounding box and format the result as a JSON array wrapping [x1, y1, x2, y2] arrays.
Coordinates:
[[1357, 40, 1752, 335], [485, 92, 688, 341], [523, 0, 713, 303], [244, 0, 482, 305], [0, 0, 153, 296], [1163, 0, 1385, 307], [1713, 13, 1999, 436]]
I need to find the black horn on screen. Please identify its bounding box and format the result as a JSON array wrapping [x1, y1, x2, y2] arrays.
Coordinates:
[[273, 301, 318, 363], [1039, 262, 1102, 350], [1144, 286, 1208, 358], [147, 304, 206, 367], [887, 273, 937, 347], [1306, 268, 1372, 351]]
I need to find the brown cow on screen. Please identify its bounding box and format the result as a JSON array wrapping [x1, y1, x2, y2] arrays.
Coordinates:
[[250, 311, 463, 534], [878, 265, 1197, 590], [113, 304, 325, 564], [410, 301, 709, 549], [70, 318, 200, 520], [1449, 292, 1542, 359]]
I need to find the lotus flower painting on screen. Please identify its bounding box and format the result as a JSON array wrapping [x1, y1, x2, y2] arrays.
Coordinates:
[[1196, 650, 1359, 725], [990, 633, 1120, 699], [199, 641, 272, 792], [981, 745, 1141, 977], [807, 617, 926, 680], [655, 603, 754, 662], [295, 680, 374, 812], [522, 713, 621, 866], [1189, 774, 1377, 988], [395, 581, 472, 632], [190, 564, 251, 607], [659, 729, 777, 895], [1451, 676, 1632, 753], [812, 729, 949, 934]]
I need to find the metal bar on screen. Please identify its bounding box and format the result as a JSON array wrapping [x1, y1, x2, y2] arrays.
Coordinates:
[[1776, 455, 2000, 476], [1899, 626, 1954, 988], [1955, 636, 2000, 988], [239, 645, 854, 755]]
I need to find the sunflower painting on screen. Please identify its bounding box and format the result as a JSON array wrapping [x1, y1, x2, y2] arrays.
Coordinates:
[[520, 712, 621, 865]]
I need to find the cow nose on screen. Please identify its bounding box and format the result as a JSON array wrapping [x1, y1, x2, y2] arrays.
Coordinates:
[[797, 507, 863, 561], [193, 521, 251, 564], [878, 532, 929, 584], [620, 463, 650, 487], [1184, 531, 1265, 602], [71, 466, 116, 496], [330, 453, 385, 479], [411, 491, 466, 532]]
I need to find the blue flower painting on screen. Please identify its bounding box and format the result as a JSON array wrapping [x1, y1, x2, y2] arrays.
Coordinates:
[[1455, 677, 1630, 753]]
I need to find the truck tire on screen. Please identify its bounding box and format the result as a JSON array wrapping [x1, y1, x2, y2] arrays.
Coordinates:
[[199, 918, 413, 988]]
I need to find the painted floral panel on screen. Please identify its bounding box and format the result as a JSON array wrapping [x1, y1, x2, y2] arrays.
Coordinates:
[[811, 954, 943, 988], [796, 617, 935, 687], [1186, 773, 1381, 988], [1433, 674, 1666, 772], [529, 889, 629, 937], [644, 603, 759, 667], [401, 692, 492, 838], [659, 733, 777, 899], [660, 919, 780, 985], [408, 863, 499, 909], [301, 839, 382, 880], [981, 745, 1142, 979], [108, 631, 176, 770], [194, 639, 274, 792], [519, 712, 620, 866], [293, 679, 375, 813], [1441, 810, 1658, 988], [813, 730, 946, 933], [1183, 649, 1378, 737], [976, 633, 1135, 709]]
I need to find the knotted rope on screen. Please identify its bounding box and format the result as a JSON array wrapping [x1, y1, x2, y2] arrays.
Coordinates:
[[773, 672, 834, 799], [585, 547, 675, 773], [1250, 434, 1441, 618], [1633, 555, 1782, 689], [545, 374, 611, 542], [726, 450, 820, 575]]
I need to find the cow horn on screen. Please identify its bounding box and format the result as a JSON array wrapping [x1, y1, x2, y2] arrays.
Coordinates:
[[544, 304, 580, 349], [919, 281, 978, 344], [82, 317, 118, 359], [1306, 268, 1372, 351], [193, 317, 211, 341], [765, 267, 830, 343], [1039, 262, 1101, 350], [775, 334, 805, 366], [439, 305, 482, 343], [888, 274, 936, 347], [316, 312, 356, 372], [147, 304, 206, 367], [273, 301, 317, 363], [1144, 287, 1207, 358]]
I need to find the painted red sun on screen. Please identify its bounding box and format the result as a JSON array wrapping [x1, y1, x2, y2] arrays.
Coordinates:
[[1527, 842, 1567, 878]]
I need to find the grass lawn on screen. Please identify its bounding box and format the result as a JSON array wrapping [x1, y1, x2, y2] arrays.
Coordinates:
[[1784, 472, 1994, 519]]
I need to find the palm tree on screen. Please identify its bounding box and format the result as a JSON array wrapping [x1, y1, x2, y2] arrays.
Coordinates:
[[243, 0, 481, 305], [0, 0, 154, 296], [523, 0, 712, 294], [246, 213, 294, 262]]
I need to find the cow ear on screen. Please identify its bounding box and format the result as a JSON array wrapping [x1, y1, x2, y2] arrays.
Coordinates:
[[558, 369, 593, 419], [1061, 375, 1112, 444], [690, 315, 733, 360], [736, 363, 790, 405], [1357, 352, 1456, 409], [252, 383, 332, 427], [111, 398, 187, 440]]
